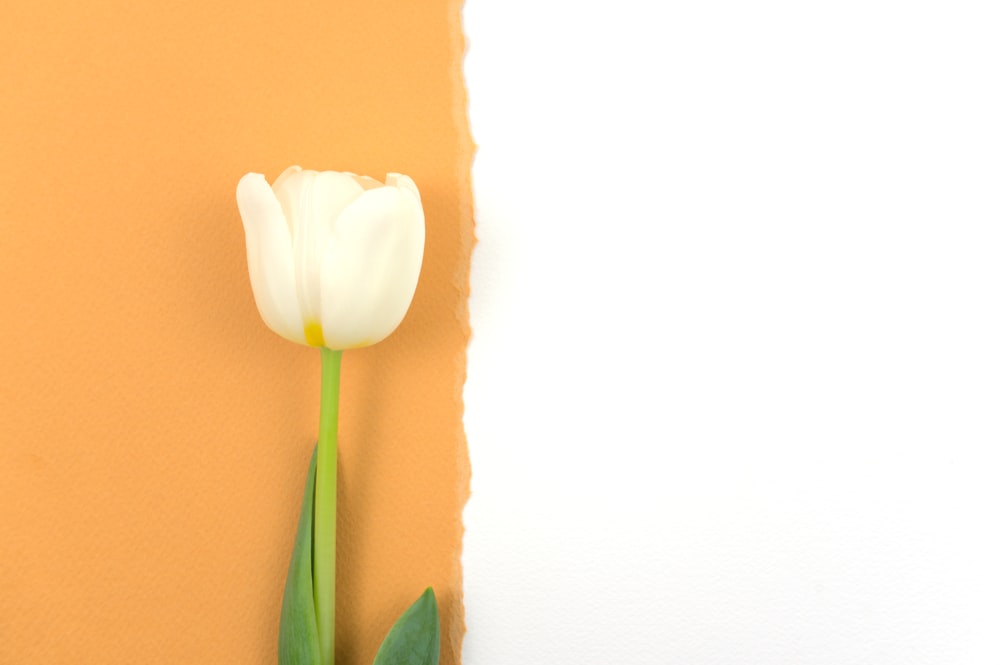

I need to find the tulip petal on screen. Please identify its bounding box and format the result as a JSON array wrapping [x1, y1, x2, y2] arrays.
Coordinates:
[[273, 170, 366, 331], [385, 173, 421, 203], [350, 174, 384, 191], [236, 173, 307, 345], [319, 185, 425, 349], [270, 165, 303, 232]]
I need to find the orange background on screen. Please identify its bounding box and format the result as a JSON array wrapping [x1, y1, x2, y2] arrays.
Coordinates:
[[0, 1, 472, 663]]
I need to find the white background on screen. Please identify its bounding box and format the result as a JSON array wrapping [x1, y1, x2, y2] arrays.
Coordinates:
[[461, 2, 1000, 663]]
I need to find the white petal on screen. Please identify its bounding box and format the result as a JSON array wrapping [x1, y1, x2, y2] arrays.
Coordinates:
[[350, 174, 384, 191], [319, 185, 425, 349], [271, 165, 303, 200], [309, 172, 367, 238], [273, 170, 365, 328], [236, 173, 307, 345], [271, 166, 313, 240], [385, 173, 421, 202]]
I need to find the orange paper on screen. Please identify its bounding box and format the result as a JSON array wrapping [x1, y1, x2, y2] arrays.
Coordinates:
[[0, 1, 473, 664]]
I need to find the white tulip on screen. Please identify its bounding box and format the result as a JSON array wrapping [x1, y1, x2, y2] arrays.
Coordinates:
[[236, 166, 425, 350]]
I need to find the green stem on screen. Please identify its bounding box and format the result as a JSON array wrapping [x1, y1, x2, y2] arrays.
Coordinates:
[[315, 347, 342, 665]]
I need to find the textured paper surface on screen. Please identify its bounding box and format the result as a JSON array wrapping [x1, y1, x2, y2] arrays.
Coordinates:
[[0, 2, 472, 664]]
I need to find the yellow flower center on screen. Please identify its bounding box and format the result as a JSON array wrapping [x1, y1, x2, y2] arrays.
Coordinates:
[[304, 321, 326, 347]]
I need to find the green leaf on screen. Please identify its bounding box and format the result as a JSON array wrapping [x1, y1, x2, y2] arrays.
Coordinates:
[[279, 446, 322, 665], [372, 588, 440, 665]]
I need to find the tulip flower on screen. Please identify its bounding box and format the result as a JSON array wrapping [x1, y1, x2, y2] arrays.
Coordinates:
[[236, 166, 433, 665], [236, 166, 425, 351]]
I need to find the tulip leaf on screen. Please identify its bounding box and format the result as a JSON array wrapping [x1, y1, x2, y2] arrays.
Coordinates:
[[372, 588, 440, 665], [279, 446, 322, 665]]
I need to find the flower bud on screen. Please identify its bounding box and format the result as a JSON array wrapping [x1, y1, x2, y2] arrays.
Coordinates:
[[237, 166, 425, 350]]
